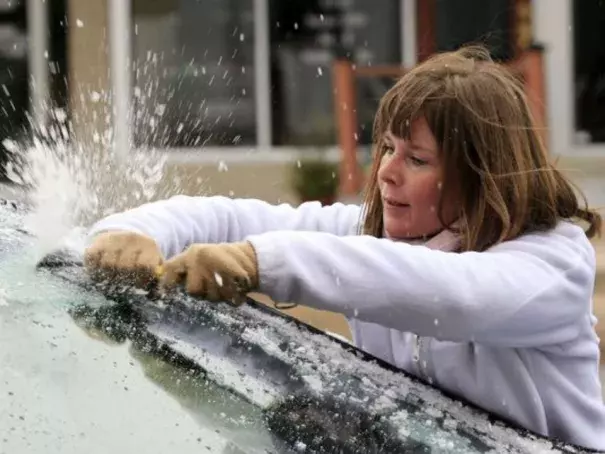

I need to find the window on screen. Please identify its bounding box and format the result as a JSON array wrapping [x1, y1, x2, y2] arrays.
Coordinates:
[[573, 0, 605, 144], [0, 0, 27, 180], [131, 0, 256, 148], [434, 0, 514, 61], [269, 0, 401, 146]]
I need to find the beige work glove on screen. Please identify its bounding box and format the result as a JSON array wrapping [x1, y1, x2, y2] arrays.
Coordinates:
[[159, 242, 258, 306], [84, 231, 164, 289]]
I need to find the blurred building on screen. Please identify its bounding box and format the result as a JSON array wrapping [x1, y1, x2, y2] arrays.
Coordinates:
[[4, 0, 605, 203]]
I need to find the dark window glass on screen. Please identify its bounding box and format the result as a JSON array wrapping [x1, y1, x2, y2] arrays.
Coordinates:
[[434, 0, 513, 61], [0, 0, 28, 180], [269, 0, 401, 146], [48, 0, 68, 111], [573, 0, 605, 143], [132, 0, 256, 147]]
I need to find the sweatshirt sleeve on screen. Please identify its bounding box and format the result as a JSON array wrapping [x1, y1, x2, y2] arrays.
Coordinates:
[[87, 195, 361, 259], [246, 226, 595, 348]]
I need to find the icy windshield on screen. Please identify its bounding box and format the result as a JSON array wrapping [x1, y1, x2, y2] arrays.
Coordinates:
[[0, 201, 585, 453], [0, 203, 273, 453]]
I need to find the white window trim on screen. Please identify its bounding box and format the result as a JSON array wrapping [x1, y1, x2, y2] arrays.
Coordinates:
[[254, 0, 272, 147], [157, 145, 371, 164], [401, 0, 417, 68], [26, 0, 49, 127], [108, 0, 132, 159], [533, 0, 605, 155]]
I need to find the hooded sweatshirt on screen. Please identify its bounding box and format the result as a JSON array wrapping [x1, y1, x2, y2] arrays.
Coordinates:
[[88, 195, 605, 450]]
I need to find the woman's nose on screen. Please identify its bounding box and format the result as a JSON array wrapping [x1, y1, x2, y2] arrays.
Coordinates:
[[379, 154, 403, 186]]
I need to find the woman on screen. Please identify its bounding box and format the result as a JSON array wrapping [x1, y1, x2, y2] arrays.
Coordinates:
[[84, 46, 605, 450]]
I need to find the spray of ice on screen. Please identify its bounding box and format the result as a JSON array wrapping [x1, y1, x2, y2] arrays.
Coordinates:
[[3, 100, 177, 259]]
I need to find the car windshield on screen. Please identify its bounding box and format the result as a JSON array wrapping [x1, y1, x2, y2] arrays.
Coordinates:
[[0, 200, 589, 453]]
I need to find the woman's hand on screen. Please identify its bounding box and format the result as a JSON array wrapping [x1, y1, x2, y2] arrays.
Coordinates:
[[159, 242, 259, 306], [84, 231, 164, 289]]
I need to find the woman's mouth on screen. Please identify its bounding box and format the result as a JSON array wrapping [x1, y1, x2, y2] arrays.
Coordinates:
[[383, 198, 409, 208]]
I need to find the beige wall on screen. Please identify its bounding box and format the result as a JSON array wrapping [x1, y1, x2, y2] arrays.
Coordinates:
[[160, 155, 605, 207], [67, 0, 110, 146], [160, 160, 300, 204], [556, 156, 605, 209]]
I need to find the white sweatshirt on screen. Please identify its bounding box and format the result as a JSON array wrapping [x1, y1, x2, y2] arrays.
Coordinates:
[[88, 195, 605, 450]]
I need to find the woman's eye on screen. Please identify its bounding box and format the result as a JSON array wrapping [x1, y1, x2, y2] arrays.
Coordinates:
[[383, 145, 395, 155], [409, 156, 428, 166]]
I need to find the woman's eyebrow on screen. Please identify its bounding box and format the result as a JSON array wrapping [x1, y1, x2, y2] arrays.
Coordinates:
[[408, 142, 436, 153], [385, 131, 435, 153]]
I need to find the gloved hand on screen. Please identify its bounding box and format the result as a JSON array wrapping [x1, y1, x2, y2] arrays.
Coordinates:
[[159, 241, 258, 305], [84, 231, 164, 289]]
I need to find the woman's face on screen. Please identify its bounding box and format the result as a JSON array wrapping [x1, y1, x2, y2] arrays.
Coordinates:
[[378, 117, 457, 240]]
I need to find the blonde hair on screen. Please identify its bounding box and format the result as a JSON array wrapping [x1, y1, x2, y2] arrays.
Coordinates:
[[362, 45, 601, 252]]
